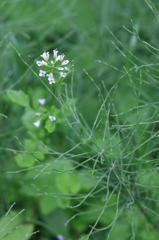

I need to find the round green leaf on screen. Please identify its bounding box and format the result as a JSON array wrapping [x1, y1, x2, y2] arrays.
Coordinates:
[[7, 89, 30, 107]]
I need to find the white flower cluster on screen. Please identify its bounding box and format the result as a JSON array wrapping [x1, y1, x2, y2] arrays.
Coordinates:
[[36, 49, 70, 84], [33, 98, 56, 127]]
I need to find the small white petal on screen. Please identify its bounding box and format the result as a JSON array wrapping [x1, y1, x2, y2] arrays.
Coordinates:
[[53, 49, 58, 58], [39, 70, 46, 77], [49, 115, 56, 121], [41, 60, 48, 66], [38, 98, 46, 105], [34, 120, 40, 127], [41, 51, 49, 60], [51, 60, 54, 67], [36, 61, 42, 66], [55, 55, 61, 62], [58, 67, 64, 71], [49, 80, 55, 84], [57, 235, 63, 240], [62, 60, 69, 65], [56, 54, 65, 62], [59, 54, 65, 61], [60, 72, 66, 77], [65, 66, 70, 71], [46, 73, 55, 84]]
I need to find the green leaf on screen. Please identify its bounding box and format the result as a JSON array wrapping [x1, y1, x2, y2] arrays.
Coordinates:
[[14, 154, 35, 167], [24, 138, 48, 161], [44, 118, 56, 133], [0, 211, 34, 240], [43, 209, 68, 236], [7, 89, 30, 107], [21, 110, 35, 128], [78, 171, 98, 191], [108, 221, 130, 240], [57, 197, 70, 209], [56, 173, 81, 194], [52, 159, 73, 171], [39, 196, 57, 215]]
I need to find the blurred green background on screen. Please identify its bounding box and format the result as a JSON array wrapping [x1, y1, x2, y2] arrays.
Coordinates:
[[1, 0, 159, 239]]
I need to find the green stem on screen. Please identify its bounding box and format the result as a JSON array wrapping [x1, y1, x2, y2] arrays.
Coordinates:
[[51, 83, 56, 105]]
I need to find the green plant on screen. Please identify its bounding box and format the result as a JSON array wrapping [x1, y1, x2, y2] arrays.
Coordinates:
[[1, 0, 159, 240]]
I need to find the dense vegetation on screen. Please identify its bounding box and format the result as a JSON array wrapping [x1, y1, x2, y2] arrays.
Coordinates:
[[1, 0, 159, 239]]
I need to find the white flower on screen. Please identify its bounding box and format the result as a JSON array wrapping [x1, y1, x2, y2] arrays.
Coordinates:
[[60, 72, 66, 77], [39, 70, 46, 77], [53, 49, 58, 58], [57, 235, 63, 240], [41, 60, 48, 66], [55, 55, 61, 62], [62, 60, 69, 65], [49, 115, 56, 121], [36, 61, 42, 66], [59, 54, 65, 61], [65, 66, 70, 71], [51, 60, 54, 67], [36, 60, 48, 66], [41, 51, 49, 61], [56, 54, 65, 62], [34, 120, 40, 127], [38, 98, 46, 105], [46, 73, 55, 84], [35, 112, 40, 116], [58, 67, 64, 71]]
